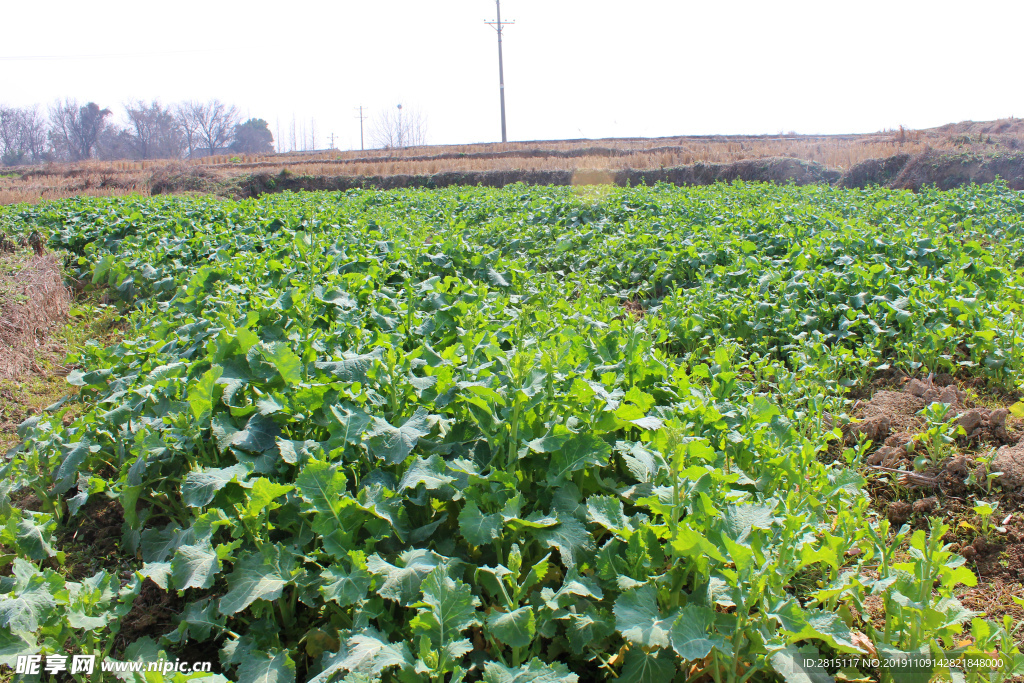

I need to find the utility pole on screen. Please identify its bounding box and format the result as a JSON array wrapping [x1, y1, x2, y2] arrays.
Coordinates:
[[397, 104, 403, 148], [486, 0, 513, 143], [329, 132, 336, 150], [355, 106, 368, 151]]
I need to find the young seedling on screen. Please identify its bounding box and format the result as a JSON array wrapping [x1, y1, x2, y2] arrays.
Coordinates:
[[971, 499, 1004, 537], [912, 401, 964, 471]]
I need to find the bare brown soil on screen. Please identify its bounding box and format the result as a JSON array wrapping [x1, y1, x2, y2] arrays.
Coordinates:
[[852, 374, 1024, 641]]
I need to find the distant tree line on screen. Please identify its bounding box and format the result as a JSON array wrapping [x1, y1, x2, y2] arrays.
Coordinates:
[[0, 99, 275, 166]]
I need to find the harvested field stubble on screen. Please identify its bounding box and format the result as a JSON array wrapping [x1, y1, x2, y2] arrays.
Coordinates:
[[3, 117, 1024, 204], [0, 245, 71, 378]]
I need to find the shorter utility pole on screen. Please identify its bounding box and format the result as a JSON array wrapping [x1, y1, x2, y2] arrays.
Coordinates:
[[397, 104, 403, 148], [329, 132, 336, 150], [486, 0, 514, 143], [354, 106, 368, 151]]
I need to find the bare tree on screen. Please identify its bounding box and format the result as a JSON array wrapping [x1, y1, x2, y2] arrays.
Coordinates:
[[0, 106, 47, 165], [174, 102, 203, 159], [124, 100, 183, 160], [183, 99, 239, 157], [371, 104, 427, 149], [47, 99, 111, 161], [47, 100, 76, 161]]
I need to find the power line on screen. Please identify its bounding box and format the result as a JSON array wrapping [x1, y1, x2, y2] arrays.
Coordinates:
[[485, 0, 514, 143], [0, 49, 218, 61]]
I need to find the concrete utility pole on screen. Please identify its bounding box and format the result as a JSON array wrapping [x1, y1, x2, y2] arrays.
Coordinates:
[[355, 106, 368, 151], [486, 0, 513, 143]]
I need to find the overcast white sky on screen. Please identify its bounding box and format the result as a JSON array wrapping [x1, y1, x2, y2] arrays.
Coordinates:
[[3, 0, 1022, 151]]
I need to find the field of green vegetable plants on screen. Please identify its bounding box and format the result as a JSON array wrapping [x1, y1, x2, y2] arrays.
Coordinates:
[[2, 181, 1024, 683]]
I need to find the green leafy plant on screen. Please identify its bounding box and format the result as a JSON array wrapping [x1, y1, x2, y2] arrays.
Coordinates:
[[3, 180, 1023, 682], [911, 401, 964, 471]]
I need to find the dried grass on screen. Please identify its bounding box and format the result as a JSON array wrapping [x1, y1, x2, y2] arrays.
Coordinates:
[[0, 249, 72, 379], [1, 118, 1022, 205]]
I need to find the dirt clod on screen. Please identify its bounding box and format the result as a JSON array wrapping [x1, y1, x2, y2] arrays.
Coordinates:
[[884, 432, 914, 449], [859, 391, 926, 433], [904, 379, 931, 398], [866, 445, 904, 467], [990, 444, 1024, 489], [887, 500, 913, 525], [959, 408, 1012, 444], [845, 414, 891, 446], [912, 496, 939, 514], [945, 454, 970, 478]]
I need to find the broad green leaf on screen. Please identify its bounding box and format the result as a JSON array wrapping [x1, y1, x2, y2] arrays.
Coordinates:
[[788, 608, 858, 653], [613, 584, 670, 648], [534, 515, 595, 569], [618, 648, 675, 683], [219, 546, 297, 615], [398, 455, 454, 492], [263, 342, 302, 385], [482, 659, 579, 683], [1010, 400, 1024, 418], [14, 512, 57, 560], [338, 627, 413, 676], [237, 648, 296, 683], [329, 404, 374, 444], [244, 478, 293, 518], [669, 604, 729, 660], [295, 458, 348, 527], [721, 503, 777, 542], [182, 465, 250, 508], [769, 645, 829, 683], [0, 629, 37, 664], [276, 437, 318, 465], [671, 526, 727, 563], [169, 598, 225, 643], [171, 542, 220, 591], [565, 607, 614, 656], [188, 365, 224, 421], [549, 433, 611, 482], [410, 565, 481, 647], [320, 565, 372, 607], [365, 408, 431, 465], [366, 548, 445, 606], [314, 349, 383, 383], [486, 606, 535, 648], [527, 426, 574, 454], [458, 501, 502, 546], [138, 562, 172, 590], [225, 413, 281, 453], [53, 440, 99, 495], [587, 495, 631, 537], [630, 416, 664, 431], [0, 572, 57, 632]]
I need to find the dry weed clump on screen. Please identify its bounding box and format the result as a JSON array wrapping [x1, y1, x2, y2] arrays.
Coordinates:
[[0, 246, 72, 378]]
